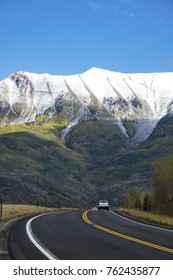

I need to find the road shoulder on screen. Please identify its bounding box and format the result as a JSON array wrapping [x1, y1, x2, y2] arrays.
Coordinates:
[[114, 210, 173, 231], [0, 215, 34, 260]]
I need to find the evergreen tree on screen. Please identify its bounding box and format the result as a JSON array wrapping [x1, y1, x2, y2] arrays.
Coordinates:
[[143, 193, 152, 211]]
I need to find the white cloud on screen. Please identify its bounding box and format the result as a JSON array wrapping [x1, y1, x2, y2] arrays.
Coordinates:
[[144, 12, 163, 25], [117, 0, 135, 5], [88, 1, 102, 11], [122, 10, 135, 19], [153, 17, 163, 24], [87, 0, 135, 18]]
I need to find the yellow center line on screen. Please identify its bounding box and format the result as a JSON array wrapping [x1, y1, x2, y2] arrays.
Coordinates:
[[82, 210, 173, 254]]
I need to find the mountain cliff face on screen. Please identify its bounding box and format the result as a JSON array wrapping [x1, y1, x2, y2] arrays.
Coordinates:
[[1, 67, 173, 144]]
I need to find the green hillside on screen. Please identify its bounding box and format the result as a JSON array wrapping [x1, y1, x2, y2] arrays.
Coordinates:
[[0, 113, 173, 208], [65, 120, 126, 168], [0, 113, 86, 207], [65, 116, 173, 207]]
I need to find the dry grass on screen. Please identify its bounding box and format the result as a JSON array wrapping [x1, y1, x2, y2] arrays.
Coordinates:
[[119, 208, 173, 228], [0, 204, 67, 222]]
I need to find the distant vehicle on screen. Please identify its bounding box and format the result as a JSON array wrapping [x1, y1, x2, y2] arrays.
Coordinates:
[[92, 207, 97, 211], [98, 200, 109, 210]]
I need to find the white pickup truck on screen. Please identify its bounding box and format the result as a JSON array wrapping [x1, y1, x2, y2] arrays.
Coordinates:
[[98, 200, 109, 210]]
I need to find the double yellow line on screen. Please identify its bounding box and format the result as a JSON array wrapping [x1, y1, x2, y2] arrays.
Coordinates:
[[82, 210, 173, 254]]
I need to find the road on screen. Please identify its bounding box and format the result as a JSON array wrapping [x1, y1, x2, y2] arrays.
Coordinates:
[[9, 209, 173, 260]]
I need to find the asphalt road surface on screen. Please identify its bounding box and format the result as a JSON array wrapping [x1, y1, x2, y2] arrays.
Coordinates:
[[9, 209, 173, 260]]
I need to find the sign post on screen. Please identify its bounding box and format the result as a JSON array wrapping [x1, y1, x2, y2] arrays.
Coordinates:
[[0, 195, 2, 219]]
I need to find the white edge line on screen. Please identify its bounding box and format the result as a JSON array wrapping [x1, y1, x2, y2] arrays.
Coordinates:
[[110, 210, 173, 233], [26, 212, 59, 260]]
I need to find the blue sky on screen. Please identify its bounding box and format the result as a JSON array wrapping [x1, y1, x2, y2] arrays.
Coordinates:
[[0, 0, 173, 79]]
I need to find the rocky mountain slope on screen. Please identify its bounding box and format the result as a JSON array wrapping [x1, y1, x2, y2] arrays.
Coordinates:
[[1, 68, 173, 144]]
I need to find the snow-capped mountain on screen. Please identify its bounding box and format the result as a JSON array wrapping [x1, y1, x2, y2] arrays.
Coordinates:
[[0, 67, 173, 143]]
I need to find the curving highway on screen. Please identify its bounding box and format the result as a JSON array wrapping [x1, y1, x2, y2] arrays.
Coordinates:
[[9, 209, 173, 260]]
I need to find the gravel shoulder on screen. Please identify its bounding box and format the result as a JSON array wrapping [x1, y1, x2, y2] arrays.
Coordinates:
[[0, 217, 25, 260]]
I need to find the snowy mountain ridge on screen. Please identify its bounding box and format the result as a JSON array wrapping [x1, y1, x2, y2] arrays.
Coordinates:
[[0, 67, 173, 143]]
